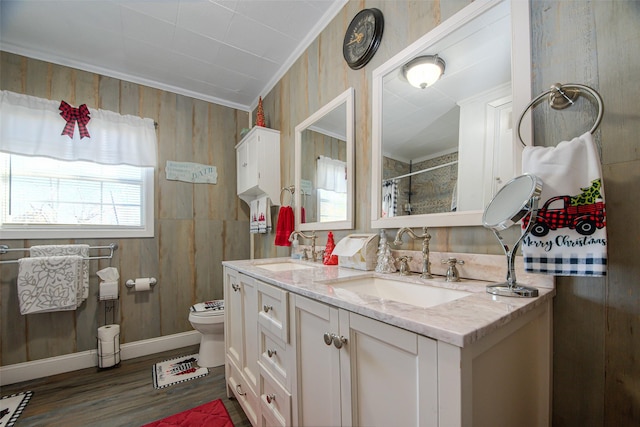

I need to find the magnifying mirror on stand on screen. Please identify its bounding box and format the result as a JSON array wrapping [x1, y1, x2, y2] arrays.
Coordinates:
[[482, 174, 543, 297]]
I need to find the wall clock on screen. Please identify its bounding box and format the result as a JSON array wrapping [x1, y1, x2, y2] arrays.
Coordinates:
[[343, 8, 384, 70]]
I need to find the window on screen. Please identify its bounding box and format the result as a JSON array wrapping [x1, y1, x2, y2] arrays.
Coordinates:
[[0, 90, 157, 239], [317, 189, 347, 223], [0, 154, 153, 238]]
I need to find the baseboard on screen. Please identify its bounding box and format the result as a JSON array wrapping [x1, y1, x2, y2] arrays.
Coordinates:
[[0, 330, 200, 386]]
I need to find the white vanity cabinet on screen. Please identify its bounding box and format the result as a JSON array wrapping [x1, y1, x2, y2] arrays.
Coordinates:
[[224, 268, 259, 426], [235, 127, 280, 205], [290, 294, 438, 427]]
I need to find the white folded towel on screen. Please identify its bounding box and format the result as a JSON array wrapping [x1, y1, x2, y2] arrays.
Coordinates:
[[17, 255, 83, 314], [250, 199, 259, 234], [30, 244, 89, 306], [522, 132, 607, 276], [257, 196, 272, 234]]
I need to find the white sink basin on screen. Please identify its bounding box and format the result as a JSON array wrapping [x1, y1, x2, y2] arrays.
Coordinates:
[[255, 262, 317, 272], [326, 276, 470, 308]]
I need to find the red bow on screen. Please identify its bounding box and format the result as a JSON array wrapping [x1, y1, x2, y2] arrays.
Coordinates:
[[59, 100, 91, 139]]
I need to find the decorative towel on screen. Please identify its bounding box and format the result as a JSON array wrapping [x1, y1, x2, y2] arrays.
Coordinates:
[[17, 255, 83, 314], [250, 199, 259, 234], [521, 132, 607, 276], [257, 196, 272, 234], [30, 244, 90, 306], [274, 206, 294, 246]]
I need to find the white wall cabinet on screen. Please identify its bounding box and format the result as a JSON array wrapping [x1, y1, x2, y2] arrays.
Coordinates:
[[290, 293, 438, 427], [236, 127, 280, 205]]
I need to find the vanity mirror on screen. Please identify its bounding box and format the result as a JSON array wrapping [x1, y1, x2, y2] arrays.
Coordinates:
[[371, 0, 532, 228], [483, 173, 542, 297], [295, 87, 354, 231]]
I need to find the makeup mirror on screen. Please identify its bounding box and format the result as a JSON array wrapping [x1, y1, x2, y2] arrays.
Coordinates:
[[371, 0, 532, 228], [483, 173, 542, 297], [295, 88, 354, 231]]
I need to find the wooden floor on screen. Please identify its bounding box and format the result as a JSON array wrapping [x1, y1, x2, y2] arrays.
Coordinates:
[[0, 345, 251, 427]]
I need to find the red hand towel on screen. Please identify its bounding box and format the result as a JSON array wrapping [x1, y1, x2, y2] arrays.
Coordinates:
[[301, 206, 306, 224], [275, 206, 294, 246]]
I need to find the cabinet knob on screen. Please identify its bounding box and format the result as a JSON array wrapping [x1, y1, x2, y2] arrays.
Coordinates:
[[235, 384, 246, 396], [266, 393, 276, 404], [231, 283, 240, 292], [267, 349, 277, 358], [242, 162, 248, 167], [263, 304, 273, 313], [332, 334, 348, 349], [323, 332, 333, 346]]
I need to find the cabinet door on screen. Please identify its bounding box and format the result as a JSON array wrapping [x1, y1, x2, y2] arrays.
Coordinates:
[[225, 268, 244, 371], [344, 312, 438, 427], [239, 273, 259, 393], [291, 295, 342, 427], [236, 136, 258, 195]]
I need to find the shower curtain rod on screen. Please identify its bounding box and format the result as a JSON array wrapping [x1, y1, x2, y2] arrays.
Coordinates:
[[384, 160, 458, 182]]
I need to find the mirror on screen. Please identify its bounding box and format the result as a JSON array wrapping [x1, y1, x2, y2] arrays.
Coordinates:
[[371, 0, 532, 228], [295, 87, 354, 231], [483, 174, 542, 297]]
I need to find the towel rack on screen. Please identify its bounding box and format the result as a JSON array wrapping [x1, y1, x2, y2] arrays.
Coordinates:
[[280, 185, 309, 207], [516, 83, 604, 147], [0, 243, 119, 264]]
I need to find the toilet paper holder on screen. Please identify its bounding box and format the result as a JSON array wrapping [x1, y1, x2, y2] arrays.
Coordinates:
[[125, 277, 157, 288]]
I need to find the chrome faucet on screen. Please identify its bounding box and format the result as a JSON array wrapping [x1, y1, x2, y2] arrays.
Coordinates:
[[393, 227, 432, 279], [289, 230, 318, 262]]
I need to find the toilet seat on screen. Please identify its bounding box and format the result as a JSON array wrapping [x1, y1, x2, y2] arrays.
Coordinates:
[[190, 309, 224, 318]]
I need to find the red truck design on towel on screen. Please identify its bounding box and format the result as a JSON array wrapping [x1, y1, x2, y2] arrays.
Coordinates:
[[524, 178, 606, 237]]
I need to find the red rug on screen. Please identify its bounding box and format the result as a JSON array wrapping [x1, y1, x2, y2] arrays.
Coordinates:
[[141, 399, 234, 427]]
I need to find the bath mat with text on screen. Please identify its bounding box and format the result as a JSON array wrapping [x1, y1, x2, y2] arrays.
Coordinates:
[[141, 399, 233, 427], [1, 391, 33, 427], [152, 354, 208, 389]]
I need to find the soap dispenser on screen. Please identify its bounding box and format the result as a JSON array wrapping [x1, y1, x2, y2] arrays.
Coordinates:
[[291, 235, 301, 260]]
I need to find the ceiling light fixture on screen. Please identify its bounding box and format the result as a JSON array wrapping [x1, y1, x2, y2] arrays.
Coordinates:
[[403, 55, 446, 89]]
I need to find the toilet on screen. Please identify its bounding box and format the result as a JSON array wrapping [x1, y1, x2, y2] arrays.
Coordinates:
[[188, 300, 225, 368]]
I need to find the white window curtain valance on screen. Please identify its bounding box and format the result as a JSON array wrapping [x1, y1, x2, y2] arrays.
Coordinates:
[[316, 155, 347, 193], [0, 90, 157, 167]]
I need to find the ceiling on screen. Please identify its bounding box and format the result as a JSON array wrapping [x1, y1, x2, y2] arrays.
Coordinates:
[[0, 0, 347, 112]]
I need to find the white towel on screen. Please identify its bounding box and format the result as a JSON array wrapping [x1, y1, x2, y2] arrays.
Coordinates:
[[522, 132, 607, 276], [31, 244, 89, 306], [17, 255, 83, 314], [257, 196, 272, 234], [250, 199, 259, 234]]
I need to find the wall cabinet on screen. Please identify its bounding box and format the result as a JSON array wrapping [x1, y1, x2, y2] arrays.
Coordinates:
[[290, 294, 438, 427], [235, 127, 280, 205]]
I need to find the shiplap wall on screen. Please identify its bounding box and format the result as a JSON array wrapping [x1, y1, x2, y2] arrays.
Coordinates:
[[0, 52, 250, 365]]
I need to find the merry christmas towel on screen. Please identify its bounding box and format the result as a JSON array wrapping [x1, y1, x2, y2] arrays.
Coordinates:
[[522, 132, 607, 276]]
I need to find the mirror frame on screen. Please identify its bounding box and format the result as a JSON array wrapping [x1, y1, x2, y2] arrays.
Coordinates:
[[371, 0, 532, 229], [295, 87, 355, 231]]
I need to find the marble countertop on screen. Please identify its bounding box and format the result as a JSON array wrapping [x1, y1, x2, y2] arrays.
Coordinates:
[[222, 257, 555, 347]]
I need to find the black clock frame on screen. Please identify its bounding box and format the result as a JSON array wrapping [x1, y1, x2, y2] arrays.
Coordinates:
[[343, 8, 384, 70]]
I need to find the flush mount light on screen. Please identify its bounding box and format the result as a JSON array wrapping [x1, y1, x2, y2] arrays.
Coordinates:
[[403, 55, 446, 89]]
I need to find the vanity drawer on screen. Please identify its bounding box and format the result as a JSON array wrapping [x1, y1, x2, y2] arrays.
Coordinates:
[[258, 326, 291, 390], [260, 367, 291, 427], [257, 281, 289, 342]]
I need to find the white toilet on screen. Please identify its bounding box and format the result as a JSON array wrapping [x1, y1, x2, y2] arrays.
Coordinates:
[[188, 301, 225, 368]]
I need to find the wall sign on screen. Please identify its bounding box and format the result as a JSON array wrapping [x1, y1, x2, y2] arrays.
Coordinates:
[[165, 161, 217, 184]]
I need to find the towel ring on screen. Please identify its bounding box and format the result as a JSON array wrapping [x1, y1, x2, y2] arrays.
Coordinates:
[[280, 186, 294, 206], [516, 83, 604, 147]]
